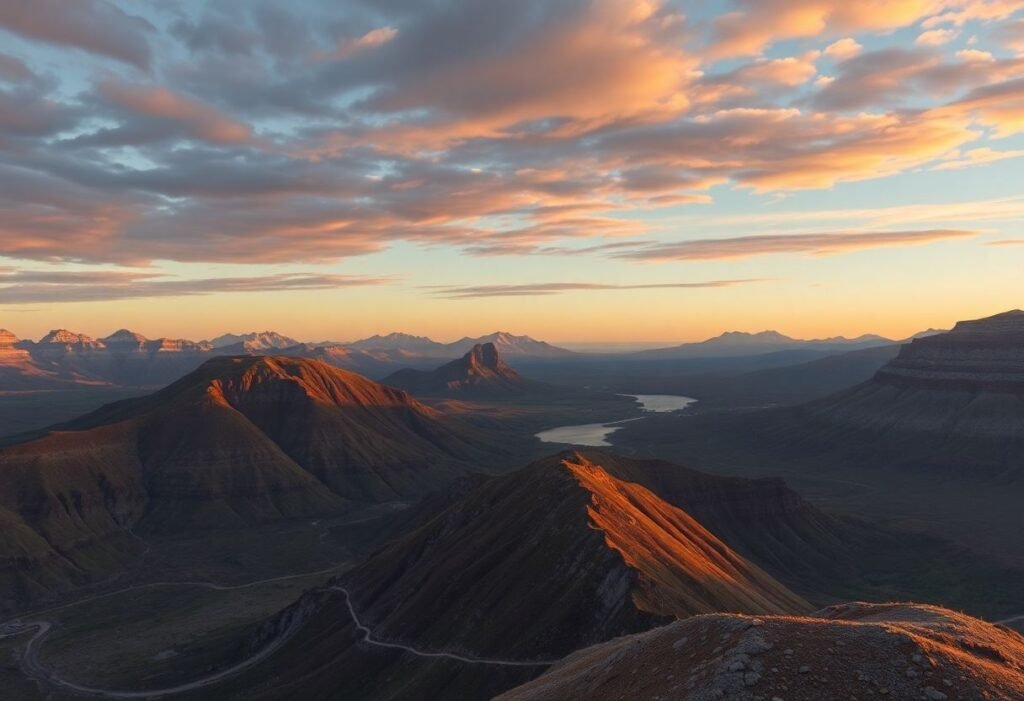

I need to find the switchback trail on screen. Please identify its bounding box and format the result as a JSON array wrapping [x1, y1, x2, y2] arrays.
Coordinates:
[[330, 586, 558, 667]]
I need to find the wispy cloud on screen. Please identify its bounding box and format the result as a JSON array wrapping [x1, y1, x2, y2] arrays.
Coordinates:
[[0, 271, 391, 304], [611, 229, 975, 261], [429, 279, 770, 298]]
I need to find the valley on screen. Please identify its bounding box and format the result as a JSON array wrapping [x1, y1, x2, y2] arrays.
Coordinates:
[[5, 8, 1024, 698], [0, 314, 1022, 700]]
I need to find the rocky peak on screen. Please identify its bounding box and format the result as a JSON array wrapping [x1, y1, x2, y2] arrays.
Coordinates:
[[464, 342, 508, 373], [102, 329, 150, 349], [37, 329, 105, 350]]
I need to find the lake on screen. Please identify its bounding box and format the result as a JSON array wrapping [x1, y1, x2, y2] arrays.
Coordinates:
[[535, 394, 696, 447]]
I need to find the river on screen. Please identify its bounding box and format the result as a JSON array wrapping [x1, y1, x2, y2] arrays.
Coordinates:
[[535, 394, 696, 447]]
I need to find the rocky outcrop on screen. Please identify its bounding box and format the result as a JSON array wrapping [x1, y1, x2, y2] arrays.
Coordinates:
[[497, 603, 1024, 701], [384, 343, 542, 397]]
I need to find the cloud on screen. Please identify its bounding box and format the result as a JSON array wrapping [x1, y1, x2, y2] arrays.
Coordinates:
[[89, 81, 253, 145], [986, 238, 1024, 246], [923, 0, 1021, 28], [0, 0, 1021, 272], [823, 38, 863, 60], [0, 270, 392, 304], [336, 0, 698, 143], [993, 19, 1024, 52], [809, 47, 1024, 111], [946, 76, 1024, 136], [0, 0, 154, 68], [932, 146, 1024, 169], [317, 27, 398, 61], [610, 229, 976, 261], [0, 53, 32, 83], [956, 49, 996, 61], [429, 279, 769, 298], [916, 28, 961, 45], [710, 0, 939, 57]]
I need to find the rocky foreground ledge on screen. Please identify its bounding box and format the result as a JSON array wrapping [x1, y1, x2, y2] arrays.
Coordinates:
[[496, 602, 1024, 701]]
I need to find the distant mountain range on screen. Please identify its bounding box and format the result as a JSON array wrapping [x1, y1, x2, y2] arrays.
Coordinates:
[[0, 328, 575, 390], [632, 328, 941, 360], [348, 330, 575, 358], [205, 330, 300, 350]]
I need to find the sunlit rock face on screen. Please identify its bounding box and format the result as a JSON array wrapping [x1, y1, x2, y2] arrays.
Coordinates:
[[875, 310, 1024, 392]]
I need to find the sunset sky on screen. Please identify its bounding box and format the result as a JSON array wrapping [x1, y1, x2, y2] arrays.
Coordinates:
[[1, 0, 1023, 344]]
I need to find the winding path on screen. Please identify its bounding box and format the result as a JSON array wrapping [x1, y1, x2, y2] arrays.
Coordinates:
[[12, 612, 304, 700], [330, 586, 558, 667]]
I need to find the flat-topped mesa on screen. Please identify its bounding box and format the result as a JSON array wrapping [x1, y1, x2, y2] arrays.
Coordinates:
[[875, 309, 1024, 392]]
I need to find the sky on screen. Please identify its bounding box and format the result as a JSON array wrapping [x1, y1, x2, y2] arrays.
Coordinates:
[[1, 0, 1023, 344]]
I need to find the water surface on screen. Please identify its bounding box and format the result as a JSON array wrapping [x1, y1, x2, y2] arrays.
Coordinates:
[[536, 394, 695, 447]]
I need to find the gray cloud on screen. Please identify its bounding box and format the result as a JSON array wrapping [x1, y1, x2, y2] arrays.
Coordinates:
[[612, 229, 976, 261], [429, 279, 769, 298], [0, 270, 392, 304], [0, 0, 154, 68]]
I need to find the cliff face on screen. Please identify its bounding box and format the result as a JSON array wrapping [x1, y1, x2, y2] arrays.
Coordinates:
[[805, 311, 1024, 444], [875, 309, 1024, 392], [384, 342, 540, 397]]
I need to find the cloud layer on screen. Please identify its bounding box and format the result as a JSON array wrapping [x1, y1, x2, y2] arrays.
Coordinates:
[[430, 278, 769, 298], [0, 0, 1020, 271], [0, 269, 390, 304]]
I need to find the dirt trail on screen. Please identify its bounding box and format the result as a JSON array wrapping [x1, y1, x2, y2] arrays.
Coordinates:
[[330, 586, 557, 667]]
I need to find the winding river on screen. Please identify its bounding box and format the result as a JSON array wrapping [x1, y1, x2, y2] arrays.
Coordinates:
[[536, 394, 696, 447]]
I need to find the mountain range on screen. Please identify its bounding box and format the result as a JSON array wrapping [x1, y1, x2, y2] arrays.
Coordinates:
[[200, 450, 1024, 700], [0, 329, 575, 390], [612, 309, 1024, 568], [0, 355, 502, 605], [631, 328, 938, 360]]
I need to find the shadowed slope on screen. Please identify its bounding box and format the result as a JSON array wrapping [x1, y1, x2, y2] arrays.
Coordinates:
[[205, 452, 807, 701], [0, 356, 491, 606]]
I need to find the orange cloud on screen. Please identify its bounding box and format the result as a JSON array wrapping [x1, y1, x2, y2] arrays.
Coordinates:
[[362, 0, 697, 146], [916, 28, 960, 45], [823, 38, 863, 60], [932, 146, 1024, 169], [711, 0, 940, 57]]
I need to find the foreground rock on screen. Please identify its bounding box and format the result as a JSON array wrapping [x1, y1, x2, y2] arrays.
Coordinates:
[[497, 602, 1024, 701]]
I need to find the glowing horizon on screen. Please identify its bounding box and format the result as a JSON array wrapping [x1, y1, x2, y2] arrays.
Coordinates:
[[1, 1, 1022, 343]]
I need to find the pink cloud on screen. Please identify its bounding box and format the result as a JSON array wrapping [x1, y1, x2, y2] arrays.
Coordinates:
[[98, 82, 252, 144]]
